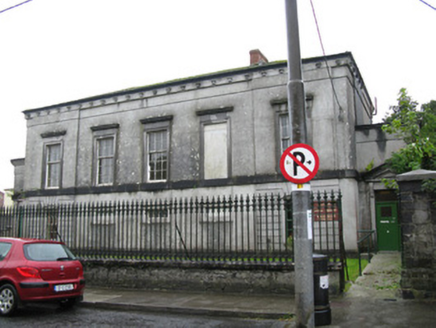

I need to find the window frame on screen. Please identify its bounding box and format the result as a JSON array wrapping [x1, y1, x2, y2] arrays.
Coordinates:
[[42, 141, 63, 189], [95, 136, 116, 186], [145, 129, 169, 182], [279, 113, 291, 155], [272, 101, 291, 173], [272, 96, 314, 171], [91, 124, 119, 187], [40, 130, 66, 190], [140, 116, 172, 183]]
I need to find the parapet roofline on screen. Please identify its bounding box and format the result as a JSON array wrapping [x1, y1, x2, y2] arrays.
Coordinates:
[[23, 51, 356, 114]]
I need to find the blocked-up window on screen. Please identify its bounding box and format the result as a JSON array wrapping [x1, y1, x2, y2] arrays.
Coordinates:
[[141, 209, 170, 250], [201, 211, 232, 251], [204, 123, 228, 180], [90, 214, 115, 250], [197, 107, 232, 180], [45, 143, 62, 188], [96, 136, 115, 185]]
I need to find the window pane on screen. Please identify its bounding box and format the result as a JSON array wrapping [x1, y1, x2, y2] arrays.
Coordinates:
[[0, 243, 12, 261], [280, 115, 289, 137], [48, 144, 61, 161], [149, 133, 156, 152], [47, 162, 60, 187], [98, 138, 114, 157], [381, 206, 392, 217], [98, 158, 113, 184], [23, 243, 75, 261]]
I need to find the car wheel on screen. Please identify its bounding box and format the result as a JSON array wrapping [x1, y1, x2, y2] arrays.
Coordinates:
[[0, 284, 18, 316], [59, 297, 77, 309]]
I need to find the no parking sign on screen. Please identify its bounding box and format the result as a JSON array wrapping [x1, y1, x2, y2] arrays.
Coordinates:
[[280, 143, 319, 184]]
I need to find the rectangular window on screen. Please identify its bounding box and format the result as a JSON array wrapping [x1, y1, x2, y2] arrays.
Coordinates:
[[45, 143, 62, 188], [141, 116, 172, 183], [196, 107, 232, 180], [91, 124, 119, 187], [90, 214, 115, 250], [147, 130, 168, 182], [204, 123, 228, 180], [96, 136, 115, 185], [279, 114, 291, 153], [141, 209, 170, 251]]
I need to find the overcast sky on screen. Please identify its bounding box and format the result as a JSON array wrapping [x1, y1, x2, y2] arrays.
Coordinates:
[[1, 0, 435, 193]]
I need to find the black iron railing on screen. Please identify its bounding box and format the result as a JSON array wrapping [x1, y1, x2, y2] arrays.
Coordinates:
[[357, 229, 375, 275], [0, 191, 343, 266]]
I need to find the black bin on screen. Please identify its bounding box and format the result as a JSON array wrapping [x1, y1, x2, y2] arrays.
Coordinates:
[[313, 254, 331, 326]]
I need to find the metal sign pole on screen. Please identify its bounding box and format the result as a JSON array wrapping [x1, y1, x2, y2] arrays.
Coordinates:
[[284, 0, 314, 327]]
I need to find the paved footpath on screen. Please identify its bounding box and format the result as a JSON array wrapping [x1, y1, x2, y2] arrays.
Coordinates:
[[82, 252, 436, 327], [330, 252, 436, 327]]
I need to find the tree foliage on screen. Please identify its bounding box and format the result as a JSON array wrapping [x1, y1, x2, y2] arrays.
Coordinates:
[[382, 88, 436, 174]]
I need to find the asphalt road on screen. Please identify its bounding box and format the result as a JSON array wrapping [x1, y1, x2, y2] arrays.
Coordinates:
[[0, 304, 293, 328]]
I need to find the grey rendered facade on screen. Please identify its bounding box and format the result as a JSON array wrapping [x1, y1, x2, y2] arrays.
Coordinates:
[[12, 51, 403, 251]]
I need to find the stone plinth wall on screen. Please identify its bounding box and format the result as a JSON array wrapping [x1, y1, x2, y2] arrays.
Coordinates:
[[82, 260, 342, 295], [397, 170, 436, 298]]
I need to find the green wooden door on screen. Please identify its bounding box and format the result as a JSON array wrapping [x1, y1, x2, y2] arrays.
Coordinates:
[[376, 202, 400, 251]]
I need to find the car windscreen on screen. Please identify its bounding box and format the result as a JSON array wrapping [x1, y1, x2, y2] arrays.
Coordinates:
[[0, 242, 12, 261], [23, 243, 77, 261]]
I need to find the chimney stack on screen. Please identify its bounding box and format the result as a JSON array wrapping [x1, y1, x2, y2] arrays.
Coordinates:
[[249, 49, 269, 66]]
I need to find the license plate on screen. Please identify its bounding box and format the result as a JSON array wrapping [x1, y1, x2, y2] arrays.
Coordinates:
[[54, 284, 74, 292]]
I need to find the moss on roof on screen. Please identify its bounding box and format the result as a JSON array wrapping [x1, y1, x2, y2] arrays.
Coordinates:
[[23, 60, 288, 113], [104, 60, 288, 94], [24, 52, 356, 113]]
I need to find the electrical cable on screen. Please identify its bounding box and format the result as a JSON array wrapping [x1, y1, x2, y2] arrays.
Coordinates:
[[309, 0, 342, 112], [419, 0, 436, 10], [0, 0, 33, 15]]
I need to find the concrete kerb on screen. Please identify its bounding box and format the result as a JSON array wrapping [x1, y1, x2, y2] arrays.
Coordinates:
[[80, 301, 289, 320], [80, 288, 294, 320]]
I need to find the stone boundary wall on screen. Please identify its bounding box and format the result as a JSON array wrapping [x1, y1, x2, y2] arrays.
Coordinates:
[[82, 260, 342, 295], [397, 170, 436, 298]]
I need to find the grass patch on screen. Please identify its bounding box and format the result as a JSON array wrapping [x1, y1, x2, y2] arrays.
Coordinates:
[[375, 282, 400, 290], [344, 258, 368, 292], [279, 313, 296, 322]]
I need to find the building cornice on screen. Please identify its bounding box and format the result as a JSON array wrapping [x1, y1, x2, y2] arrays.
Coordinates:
[[23, 52, 359, 120]]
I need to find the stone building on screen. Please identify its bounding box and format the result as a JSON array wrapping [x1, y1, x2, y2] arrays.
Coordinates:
[[11, 50, 403, 251]]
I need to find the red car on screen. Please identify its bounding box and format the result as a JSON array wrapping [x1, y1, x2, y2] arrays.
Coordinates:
[[0, 237, 85, 316]]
